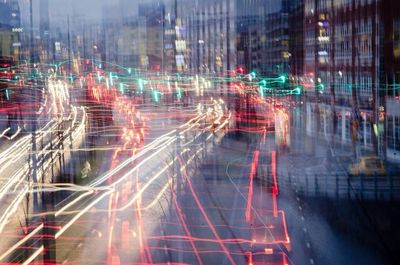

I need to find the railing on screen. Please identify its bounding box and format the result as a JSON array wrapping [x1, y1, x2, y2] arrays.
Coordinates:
[[280, 172, 400, 201]]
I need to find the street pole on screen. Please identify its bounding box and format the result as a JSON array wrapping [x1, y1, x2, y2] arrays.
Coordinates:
[[30, 0, 38, 200], [68, 16, 72, 84]]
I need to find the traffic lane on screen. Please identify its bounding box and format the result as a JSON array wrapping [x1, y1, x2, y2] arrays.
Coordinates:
[[54, 119, 219, 262], [43, 100, 228, 262], [54, 152, 176, 263], [0, 110, 86, 258], [143, 133, 290, 264], [277, 180, 387, 265], [146, 177, 289, 263], [51, 133, 177, 263]]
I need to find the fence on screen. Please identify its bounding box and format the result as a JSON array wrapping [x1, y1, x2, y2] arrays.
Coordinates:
[[280, 172, 400, 201]]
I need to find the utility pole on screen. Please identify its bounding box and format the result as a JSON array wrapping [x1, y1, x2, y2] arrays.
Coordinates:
[[30, 0, 38, 200], [67, 16, 72, 83], [173, 0, 178, 72]]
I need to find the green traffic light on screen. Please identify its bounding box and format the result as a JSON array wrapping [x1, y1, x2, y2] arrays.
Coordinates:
[[292, 86, 302, 95]]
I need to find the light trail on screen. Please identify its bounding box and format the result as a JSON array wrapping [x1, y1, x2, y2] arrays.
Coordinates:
[[0, 86, 231, 263], [225, 154, 293, 263], [178, 155, 236, 265], [21, 245, 44, 265], [55, 190, 113, 239], [173, 192, 204, 265], [55, 191, 94, 217], [0, 223, 44, 261], [246, 150, 259, 223]]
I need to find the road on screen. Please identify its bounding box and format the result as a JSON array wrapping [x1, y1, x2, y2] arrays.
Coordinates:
[[0, 71, 399, 265]]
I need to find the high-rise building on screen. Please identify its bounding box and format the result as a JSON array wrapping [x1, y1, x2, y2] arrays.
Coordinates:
[[0, 0, 21, 57], [185, 0, 236, 75], [184, 0, 302, 76], [39, 0, 49, 37], [101, 5, 123, 67], [39, 0, 50, 62], [138, 2, 165, 71]]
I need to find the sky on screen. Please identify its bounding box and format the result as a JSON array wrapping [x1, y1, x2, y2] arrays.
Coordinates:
[[17, 0, 172, 30], [19, 0, 137, 26], [50, 0, 113, 20], [48, 0, 163, 20]]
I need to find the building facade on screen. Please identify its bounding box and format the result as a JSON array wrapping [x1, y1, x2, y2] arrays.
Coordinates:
[[184, 0, 302, 77], [0, 0, 21, 57], [185, 0, 236, 75], [303, 0, 400, 158]]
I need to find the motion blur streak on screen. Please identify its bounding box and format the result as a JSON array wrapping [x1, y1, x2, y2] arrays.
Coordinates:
[[178, 156, 236, 265]]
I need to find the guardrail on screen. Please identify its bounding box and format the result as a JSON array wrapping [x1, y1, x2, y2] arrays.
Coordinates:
[[280, 172, 400, 201]]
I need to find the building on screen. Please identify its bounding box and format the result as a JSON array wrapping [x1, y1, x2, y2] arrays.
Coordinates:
[[117, 19, 147, 69], [185, 0, 236, 75], [0, 0, 21, 57], [38, 0, 50, 62], [101, 5, 123, 67], [303, 0, 400, 157], [184, 0, 302, 76], [138, 2, 165, 71]]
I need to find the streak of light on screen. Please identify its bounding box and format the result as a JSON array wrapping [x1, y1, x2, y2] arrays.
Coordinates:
[[271, 150, 278, 218], [0, 128, 11, 138], [138, 178, 174, 211], [173, 193, 204, 265], [246, 150, 259, 223], [21, 245, 44, 265], [116, 158, 176, 212], [225, 157, 293, 262], [107, 192, 119, 260], [55, 191, 94, 217], [0, 186, 28, 233], [178, 155, 236, 265], [55, 190, 113, 239], [1, 126, 21, 140], [0, 223, 44, 261]]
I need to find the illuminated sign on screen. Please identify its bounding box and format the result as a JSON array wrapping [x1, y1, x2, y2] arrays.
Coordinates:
[[12, 28, 23, 33], [317, 36, 330, 42]]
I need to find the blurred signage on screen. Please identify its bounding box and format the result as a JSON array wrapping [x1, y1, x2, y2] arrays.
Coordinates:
[[175, 40, 186, 52], [12, 42, 21, 47], [176, 54, 184, 66], [54, 42, 61, 52], [12, 28, 23, 33]]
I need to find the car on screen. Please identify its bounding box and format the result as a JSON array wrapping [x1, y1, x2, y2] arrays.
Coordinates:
[[348, 156, 386, 176]]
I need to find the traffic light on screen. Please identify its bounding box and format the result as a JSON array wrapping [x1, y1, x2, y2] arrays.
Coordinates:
[[153, 90, 162, 103], [250, 71, 257, 80], [138, 79, 144, 92], [176, 87, 182, 100], [119, 83, 125, 94], [4, 88, 9, 101], [292, 86, 302, 95]]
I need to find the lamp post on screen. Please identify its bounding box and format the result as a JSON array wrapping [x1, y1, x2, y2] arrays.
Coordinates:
[[29, 0, 38, 189]]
